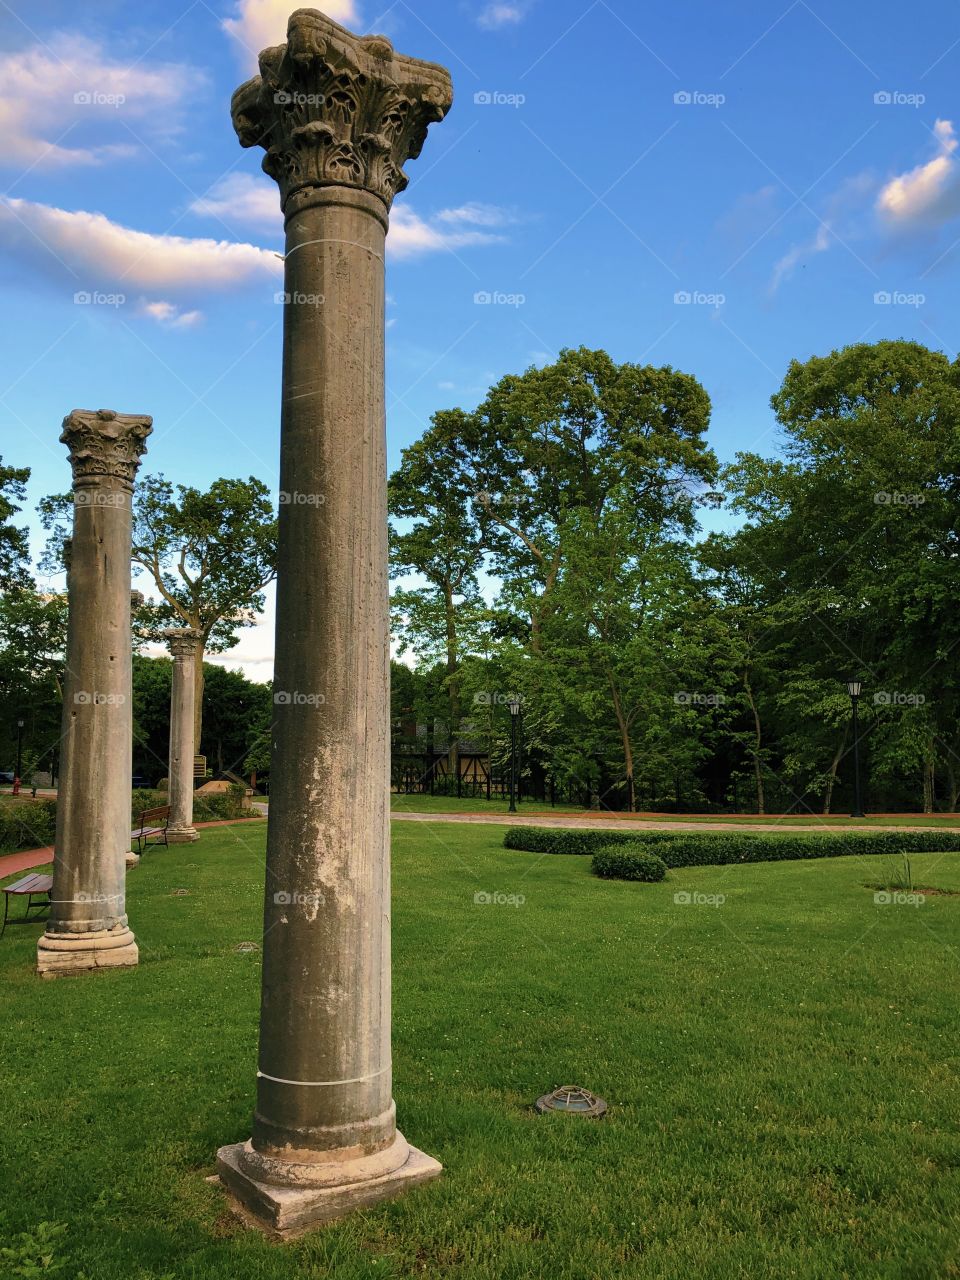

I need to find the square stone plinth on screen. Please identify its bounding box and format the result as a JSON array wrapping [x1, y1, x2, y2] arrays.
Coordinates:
[[166, 827, 198, 844], [36, 933, 138, 978], [216, 1140, 442, 1239]]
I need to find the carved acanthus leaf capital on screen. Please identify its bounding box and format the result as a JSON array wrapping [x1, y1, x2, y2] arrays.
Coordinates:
[[61, 409, 152, 491], [230, 8, 453, 213], [163, 628, 203, 660]]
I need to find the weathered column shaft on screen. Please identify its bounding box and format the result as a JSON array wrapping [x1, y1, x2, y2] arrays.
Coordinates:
[[256, 187, 390, 1156], [164, 629, 201, 843], [38, 409, 151, 977], [217, 9, 452, 1234]]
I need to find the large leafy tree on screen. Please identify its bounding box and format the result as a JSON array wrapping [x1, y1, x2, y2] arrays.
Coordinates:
[[462, 347, 717, 652], [41, 474, 277, 743], [714, 339, 960, 810], [389, 409, 487, 771]]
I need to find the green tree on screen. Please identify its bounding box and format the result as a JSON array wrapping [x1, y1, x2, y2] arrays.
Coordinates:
[[41, 474, 277, 744]]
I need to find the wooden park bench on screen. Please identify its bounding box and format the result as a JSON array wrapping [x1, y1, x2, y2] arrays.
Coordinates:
[[131, 804, 170, 855], [1, 872, 53, 938]]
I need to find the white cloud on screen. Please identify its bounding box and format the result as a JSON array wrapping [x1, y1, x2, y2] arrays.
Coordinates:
[[878, 119, 959, 223], [477, 3, 526, 30], [389, 205, 506, 258], [189, 173, 281, 232], [0, 35, 198, 170], [223, 0, 360, 68], [435, 202, 517, 227], [0, 196, 282, 292], [771, 222, 832, 291], [190, 176, 508, 258], [139, 300, 204, 328]]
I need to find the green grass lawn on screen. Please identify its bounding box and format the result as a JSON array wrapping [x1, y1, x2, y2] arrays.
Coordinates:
[[2, 821, 959, 1279]]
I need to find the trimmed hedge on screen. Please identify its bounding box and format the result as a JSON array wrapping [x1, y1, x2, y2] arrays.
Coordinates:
[[504, 825, 960, 868], [503, 827, 678, 856], [0, 799, 57, 855], [592, 845, 667, 882]]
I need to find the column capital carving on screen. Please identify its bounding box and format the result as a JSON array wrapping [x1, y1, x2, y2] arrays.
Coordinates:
[[230, 8, 453, 214], [163, 628, 203, 660], [61, 409, 152, 491]]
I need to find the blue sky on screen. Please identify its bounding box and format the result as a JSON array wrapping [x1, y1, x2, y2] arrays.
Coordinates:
[[2, 0, 959, 675]]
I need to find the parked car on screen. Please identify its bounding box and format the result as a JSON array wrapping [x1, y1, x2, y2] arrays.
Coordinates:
[[0, 771, 14, 784], [131, 775, 150, 789]]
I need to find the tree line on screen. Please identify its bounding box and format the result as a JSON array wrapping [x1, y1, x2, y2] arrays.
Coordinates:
[[1, 336, 957, 811]]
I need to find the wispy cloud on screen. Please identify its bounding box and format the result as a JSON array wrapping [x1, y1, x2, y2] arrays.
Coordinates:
[[189, 173, 281, 233], [191, 175, 514, 258], [139, 300, 204, 328], [389, 205, 507, 258], [223, 0, 360, 68], [477, 3, 527, 30], [0, 35, 200, 170]]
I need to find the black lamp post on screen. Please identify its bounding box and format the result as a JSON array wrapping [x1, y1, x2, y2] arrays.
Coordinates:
[[507, 695, 521, 814], [847, 681, 865, 818], [13, 717, 24, 796]]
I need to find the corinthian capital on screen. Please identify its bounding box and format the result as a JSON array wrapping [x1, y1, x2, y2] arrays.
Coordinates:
[[61, 409, 152, 491], [231, 8, 453, 213], [163, 628, 203, 660]]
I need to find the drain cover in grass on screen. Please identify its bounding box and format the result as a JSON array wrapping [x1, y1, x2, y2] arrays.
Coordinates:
[[235, 942, 259, 953], [171, 888, 191, 896], [534, 1085, 607, 1117]]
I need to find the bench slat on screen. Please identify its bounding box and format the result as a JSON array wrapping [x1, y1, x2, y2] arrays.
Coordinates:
[[4, 874, 53, 895]]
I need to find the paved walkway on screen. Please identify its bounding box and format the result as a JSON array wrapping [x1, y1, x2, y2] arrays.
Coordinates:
[[0, 816, 266, 881]]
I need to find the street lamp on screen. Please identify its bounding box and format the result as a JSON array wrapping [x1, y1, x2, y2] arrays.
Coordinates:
[[12, 717, 24, 797], [846, 681, 865, 818], [507, 695, 521, 814]]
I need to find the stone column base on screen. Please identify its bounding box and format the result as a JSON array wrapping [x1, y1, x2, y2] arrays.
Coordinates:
[[216, 1134, 442, 1239], [166, 827, 198, 844], [36, 925, 138, 978]]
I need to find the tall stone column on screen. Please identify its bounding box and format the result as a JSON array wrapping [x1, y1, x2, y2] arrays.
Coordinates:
[[127, 590, 145, 870], [163, 628, 201, 843], [216, 10, 452, 1236], [37, 409, 152, 977]]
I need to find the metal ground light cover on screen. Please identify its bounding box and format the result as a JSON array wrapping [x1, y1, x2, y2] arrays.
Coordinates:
[[534, 1086, 608, 1117]]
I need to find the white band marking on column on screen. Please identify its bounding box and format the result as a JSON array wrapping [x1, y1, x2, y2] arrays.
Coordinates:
[[257, 1064, 391, 1087]]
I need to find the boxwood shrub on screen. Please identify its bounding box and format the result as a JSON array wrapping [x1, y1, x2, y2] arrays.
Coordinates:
[[503, 825, 960, 867], [502, 826, 678, 856], [592, 845, 667, 882], [0, 799, 57, 855]]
